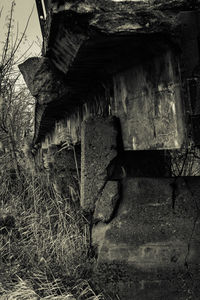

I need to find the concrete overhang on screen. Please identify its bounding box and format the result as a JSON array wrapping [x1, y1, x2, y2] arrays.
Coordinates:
[[19, 0, 200, 145]]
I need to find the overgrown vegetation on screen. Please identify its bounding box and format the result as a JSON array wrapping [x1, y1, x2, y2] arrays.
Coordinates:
[[0, 0, 34, 180], [0, 2, 105, 299], [0, 170, 105, 299]]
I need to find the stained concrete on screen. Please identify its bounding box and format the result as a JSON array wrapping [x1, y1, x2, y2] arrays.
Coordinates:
[[113, 50, 185, 150], [93, 181, 120, 223], [92, 177, 200, 299], [81, 116, 118, 212], [19, 57, 68, 105]]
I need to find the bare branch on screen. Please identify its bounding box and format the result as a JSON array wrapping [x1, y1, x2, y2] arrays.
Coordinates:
[[0, 6, 3, 18], [9, 5, 34, 66], [14, 41, 34, 65], [1, 1, 15, 67]]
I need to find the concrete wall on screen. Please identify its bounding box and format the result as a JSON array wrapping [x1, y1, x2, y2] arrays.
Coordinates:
[[78, 114, 200, 299], [38, 49, 185, 153], [92, 177, 200, 299], [113, 51, 184, 150], [38, 112, 200, 299]]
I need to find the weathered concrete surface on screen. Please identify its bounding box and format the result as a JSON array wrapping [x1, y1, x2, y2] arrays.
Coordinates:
[[20, 4, 200, 148], [41, 144, 81, 197], [113, 50, 185, 150], [38, 94, 110, 147], [93, 181, 120, 223], [19, 57, 68, 105], [179, 11, 200, 79], [81, 117, 118, 212], [92, 177, 200, 299], [46, 0, 200, 85], [179, 11, 200, 145], [49, 27, 87, 75], [19, 57, 70, 145]]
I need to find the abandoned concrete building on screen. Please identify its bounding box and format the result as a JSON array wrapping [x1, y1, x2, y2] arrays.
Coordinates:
[[20, 0, 200, 299]]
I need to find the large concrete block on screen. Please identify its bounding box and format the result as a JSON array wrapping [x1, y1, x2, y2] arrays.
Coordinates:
[[93, 181, 120, 223], [112, 50, 185, 150], [92, 178, 200, 299], [179, 11, 200, 78], [19, 57, 68, 105], [81, 117, 118, 212]]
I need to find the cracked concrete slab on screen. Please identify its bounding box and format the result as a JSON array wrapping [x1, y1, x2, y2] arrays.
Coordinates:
[[81, 116, 118, 212]]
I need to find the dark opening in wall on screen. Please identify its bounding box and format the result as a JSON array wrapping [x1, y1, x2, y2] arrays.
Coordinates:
[[107, 150, 171, 179]]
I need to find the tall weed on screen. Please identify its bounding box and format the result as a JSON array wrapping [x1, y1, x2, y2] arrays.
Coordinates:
[[0, 170, 101, 299]]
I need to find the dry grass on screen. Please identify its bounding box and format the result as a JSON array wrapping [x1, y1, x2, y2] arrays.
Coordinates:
[[0, 169, 103, 300]]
